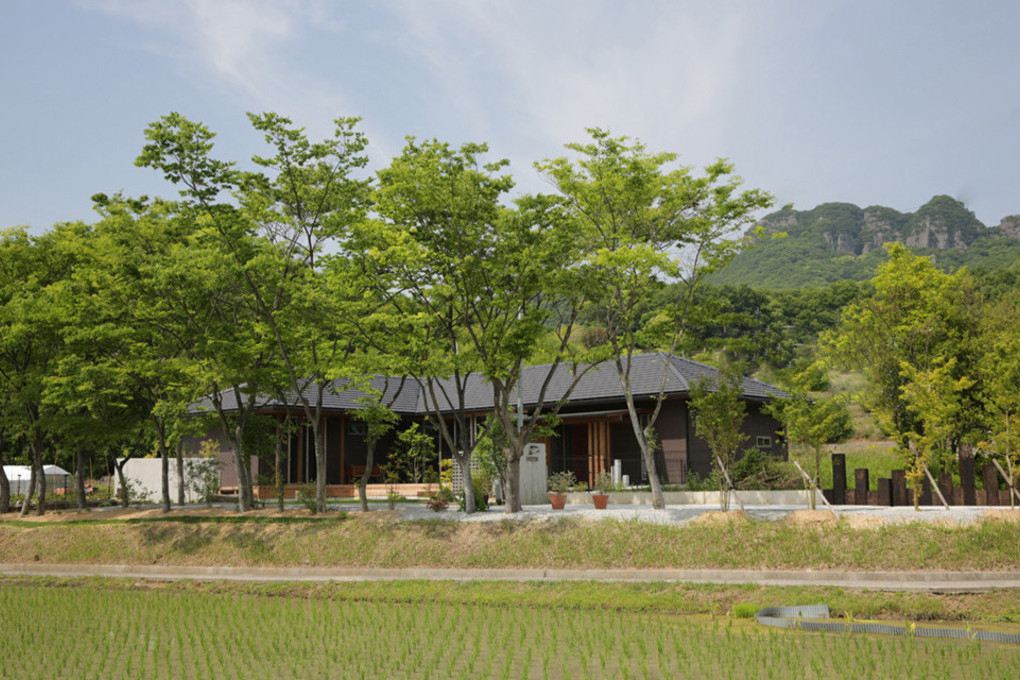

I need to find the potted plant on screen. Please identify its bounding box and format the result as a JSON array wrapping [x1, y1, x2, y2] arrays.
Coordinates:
[[592, 471, 614, 510], [547, 471, 576, 510]]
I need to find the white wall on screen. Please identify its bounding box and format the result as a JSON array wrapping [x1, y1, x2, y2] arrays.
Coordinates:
[[112, 458, 219, 504]]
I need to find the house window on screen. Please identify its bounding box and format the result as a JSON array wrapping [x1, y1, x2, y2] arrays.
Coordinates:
[[348, 421, 367, 436], [756, 436, 772, 449]]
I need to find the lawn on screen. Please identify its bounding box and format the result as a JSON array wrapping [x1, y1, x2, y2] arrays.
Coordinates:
[[1, 578, 1017, 680]]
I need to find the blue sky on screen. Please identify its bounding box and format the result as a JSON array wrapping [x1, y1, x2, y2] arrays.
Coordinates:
[[3, 0, 1019, 232]]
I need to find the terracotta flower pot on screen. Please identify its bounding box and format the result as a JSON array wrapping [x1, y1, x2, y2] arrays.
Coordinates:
[[549, 493, 567, 510], [592, 493, 609, 510]]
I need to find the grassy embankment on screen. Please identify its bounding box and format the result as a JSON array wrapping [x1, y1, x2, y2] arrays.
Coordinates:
[[2, 511, 1019, 571]]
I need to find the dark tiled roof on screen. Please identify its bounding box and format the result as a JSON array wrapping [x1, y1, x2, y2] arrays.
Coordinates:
[[190, 375, 424, 415], [190, 353, 786, 416], [420, 352, 786, 412]]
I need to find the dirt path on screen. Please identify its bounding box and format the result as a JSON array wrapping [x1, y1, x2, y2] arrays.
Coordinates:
[[3, 562, 1019, 592]]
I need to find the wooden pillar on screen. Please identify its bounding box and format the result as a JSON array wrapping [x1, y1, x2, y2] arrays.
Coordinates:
[[854, 469, 869, 505], [296, 421, 305, 484], [831, 454, 846, 505], [938, 471, 954, 506], [983, 465, 1000, 506], [339, 414, 346, 484], [877, 478, 893, 506], [891, 470, 908, 506], [960, 456, 976, 506], [919, 476, 932, 506], [587, 422, 594, 486], [600, 421, 610, 476]]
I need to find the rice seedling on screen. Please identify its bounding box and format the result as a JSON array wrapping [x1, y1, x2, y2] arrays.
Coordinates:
[[0, 579, 1018, 679]]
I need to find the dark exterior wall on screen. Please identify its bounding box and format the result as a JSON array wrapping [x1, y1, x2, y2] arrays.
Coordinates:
[[609, 421, 643, 482], [686, 400, 787, 479], [656, 400, 688, 485], [341, 415, 415, 480]]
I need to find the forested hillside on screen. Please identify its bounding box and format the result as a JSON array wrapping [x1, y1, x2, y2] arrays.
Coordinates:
[[712, 195, 1020, 289]]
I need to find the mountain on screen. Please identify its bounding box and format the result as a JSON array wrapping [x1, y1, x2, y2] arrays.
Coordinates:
[[710, 196, 1020, 289]]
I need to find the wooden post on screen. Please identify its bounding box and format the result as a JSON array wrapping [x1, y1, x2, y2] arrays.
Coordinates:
[[919, 476, 933, 506], [877, 478, 892, 506], [831, 453, 846, 505], [891, 470, 908, 506], [960, 455, 976, 506], [991, 459, 1020, 505], [938, 472, 954, 507], [983, 465, 1000, 506], [854, 469, 869, 505], [921, 463, 950, 510]]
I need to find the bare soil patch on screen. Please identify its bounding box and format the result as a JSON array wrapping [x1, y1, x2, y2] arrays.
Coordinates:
[[690, 511, 749, 526], [984, 509, 1020, 523]]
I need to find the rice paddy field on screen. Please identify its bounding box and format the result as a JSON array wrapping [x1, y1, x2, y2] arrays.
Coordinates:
[[1, 578, 1018, 680]]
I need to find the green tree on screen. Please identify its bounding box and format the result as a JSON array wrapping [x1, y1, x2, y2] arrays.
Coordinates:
[[768, 362, 852, 509], [688, 361, 749, 511], [369, 138, 595, 513], [977, 294, 1020, 507], [0, 226, 82, 515], [537, 129, 772, 509], [900, 358, 973, 509], [823, 243, 983, 469], [136, 112, 371, 512]]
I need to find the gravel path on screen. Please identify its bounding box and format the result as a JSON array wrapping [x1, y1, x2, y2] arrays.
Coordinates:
[[393, 502, 1011, 525]]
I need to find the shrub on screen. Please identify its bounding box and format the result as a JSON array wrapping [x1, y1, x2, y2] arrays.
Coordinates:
[[296, 483, 318, 513], [548, 471, 576, 494], [731, 448, 787, 490], [425, 495, 448, 512]]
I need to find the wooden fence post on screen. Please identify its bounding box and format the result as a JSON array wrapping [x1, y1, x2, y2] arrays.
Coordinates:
[[877, 478, 893, 506], [831, 453, 846, 505], [960, 454, 976, 506], [982, 465, 1000, 506], [938, 472, 954, 506], [854, 469, 869, 505], [891, 470, 908, 506]]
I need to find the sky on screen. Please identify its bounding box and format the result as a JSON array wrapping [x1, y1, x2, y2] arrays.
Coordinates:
[[3, 0, 1020, 232]]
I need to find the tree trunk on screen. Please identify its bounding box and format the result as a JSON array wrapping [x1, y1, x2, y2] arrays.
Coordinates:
[[359, 436, 376, 513], [275, 415, 288, 512], [622, 392, 665, 510], [313, 419, 327, 514], [115, 458, 130, 507], [75, 448, 88, 511], [0, 450, 9, 514], [504, 452, 522, 514], [18, 468, 35, 517], [457, 453, 475, 514], [156, 420, 172, 513], [175, 440, 185, 506], [231, 423, 253, 512], [31, 438, 46, 516]]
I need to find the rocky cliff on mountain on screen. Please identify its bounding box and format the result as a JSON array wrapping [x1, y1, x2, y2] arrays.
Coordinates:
[[711, 195, 1020, 289]]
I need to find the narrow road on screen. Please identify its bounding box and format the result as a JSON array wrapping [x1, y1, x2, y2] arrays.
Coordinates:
[[3, 562, 1018, 592]]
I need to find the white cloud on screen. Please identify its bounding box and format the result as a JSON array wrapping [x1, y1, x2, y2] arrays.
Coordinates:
[[77, 0, 351, 133]]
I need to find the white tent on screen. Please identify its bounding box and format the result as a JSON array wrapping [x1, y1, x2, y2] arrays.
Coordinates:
[[3, 465, 72, 496]]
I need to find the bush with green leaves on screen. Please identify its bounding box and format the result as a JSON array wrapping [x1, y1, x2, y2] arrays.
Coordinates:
[[547, 470, 576, 494]]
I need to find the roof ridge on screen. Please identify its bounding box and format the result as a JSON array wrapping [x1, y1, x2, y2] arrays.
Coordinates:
[[658, 350, 693, 391]]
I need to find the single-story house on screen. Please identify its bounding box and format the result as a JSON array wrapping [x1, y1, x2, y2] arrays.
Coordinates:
[[186, 352, 788, 497]]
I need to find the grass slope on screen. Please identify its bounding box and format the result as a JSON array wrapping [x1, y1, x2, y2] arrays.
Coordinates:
[[2, 512, 1019, 571]]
